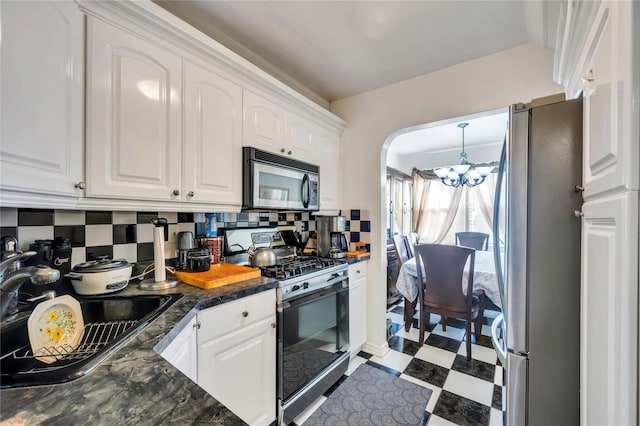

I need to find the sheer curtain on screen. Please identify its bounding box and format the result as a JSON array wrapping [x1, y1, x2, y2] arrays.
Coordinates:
[[474, 172, 504, 243], [412, 169, 463, 244]]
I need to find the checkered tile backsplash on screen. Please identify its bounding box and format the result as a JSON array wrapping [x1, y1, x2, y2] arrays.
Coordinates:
[[0, 208, 371, 267]]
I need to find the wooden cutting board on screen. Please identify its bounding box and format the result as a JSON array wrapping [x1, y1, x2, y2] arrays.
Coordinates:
[[345, 251, 370, 258], [175, 263, 261, 290]]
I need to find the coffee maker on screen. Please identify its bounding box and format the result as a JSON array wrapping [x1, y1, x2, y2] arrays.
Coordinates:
[[316, 216, 348, 259]]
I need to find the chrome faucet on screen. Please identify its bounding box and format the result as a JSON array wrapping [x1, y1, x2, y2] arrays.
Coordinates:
[[0, 251, 60, 320]]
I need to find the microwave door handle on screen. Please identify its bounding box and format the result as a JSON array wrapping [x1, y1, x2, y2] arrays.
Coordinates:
[[301, 173, 310, 208]]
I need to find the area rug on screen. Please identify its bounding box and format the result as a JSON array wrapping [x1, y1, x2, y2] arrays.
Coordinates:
[[304, 363, 432, 425]]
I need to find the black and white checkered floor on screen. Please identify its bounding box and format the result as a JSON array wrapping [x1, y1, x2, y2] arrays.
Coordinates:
[[291, 301, 504, 425]]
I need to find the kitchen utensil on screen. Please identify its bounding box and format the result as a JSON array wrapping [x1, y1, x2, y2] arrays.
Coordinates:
[[67, 257, 133, 295], [247, 233, 277, 267], [249, 247, 277, 267], [175, 263, 261, 289], [27, 294, 84, 364]]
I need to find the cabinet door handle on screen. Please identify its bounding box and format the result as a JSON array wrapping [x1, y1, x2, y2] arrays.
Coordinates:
[[271, 322, 276, 328], [280, 148, 286, 153], [574, 184, 585, 193], [574, 210, 584, 218], [74, 182, 85, 190], [187, 191, 194, 197], [242, 311, 249, 318], [193, 321, 201, 329], [172, 189, 180, 196], [356, 270, 361, 274], [287, 150, 292, 155]]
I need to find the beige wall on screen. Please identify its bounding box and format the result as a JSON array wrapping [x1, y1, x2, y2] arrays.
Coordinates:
[[331, 42, 564, 355]]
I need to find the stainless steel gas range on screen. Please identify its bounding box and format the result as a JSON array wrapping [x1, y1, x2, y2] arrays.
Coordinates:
[[261, 257, 350, 425]]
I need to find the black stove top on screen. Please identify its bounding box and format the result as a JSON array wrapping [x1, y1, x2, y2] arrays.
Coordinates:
[[259, 256, 343, 280]]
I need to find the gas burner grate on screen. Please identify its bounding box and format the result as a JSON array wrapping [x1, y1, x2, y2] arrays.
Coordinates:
[[260, 257, 342, 279]]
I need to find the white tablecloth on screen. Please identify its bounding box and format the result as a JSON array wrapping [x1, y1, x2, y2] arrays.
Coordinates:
[[395, 250, 502, 309]]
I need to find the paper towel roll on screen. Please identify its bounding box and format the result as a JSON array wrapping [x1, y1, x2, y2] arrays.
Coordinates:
[[153, 225, 166, 282]]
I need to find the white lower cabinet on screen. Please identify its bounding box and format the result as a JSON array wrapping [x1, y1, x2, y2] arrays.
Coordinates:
[[159, 316, 198, 383], [348, 261, 368, 355], [197, 290, 276, 426], [581, 191, 638, 425]]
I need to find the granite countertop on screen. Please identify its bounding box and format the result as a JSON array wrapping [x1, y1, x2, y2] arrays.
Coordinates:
[[344, 254, 370, 264], [0, 275, 277, 425]]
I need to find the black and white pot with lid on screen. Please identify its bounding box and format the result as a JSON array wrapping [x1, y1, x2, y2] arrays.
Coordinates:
[[67, 256, 133, 295]]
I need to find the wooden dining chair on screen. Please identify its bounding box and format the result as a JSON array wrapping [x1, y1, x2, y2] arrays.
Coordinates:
[[455, 232, 489, 251], [414, 243, 482, 360], [393, 234, 416, 331], [407, 232, 419, 257], [392, 234, 412, 266]]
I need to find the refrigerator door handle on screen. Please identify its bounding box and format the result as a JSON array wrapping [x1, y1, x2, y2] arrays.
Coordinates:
[[507, 352, 527, 426], [491, 313, 507, 366], [492, 135, 507, 309]]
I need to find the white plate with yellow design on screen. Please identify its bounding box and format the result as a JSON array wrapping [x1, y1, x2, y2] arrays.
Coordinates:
[[27, 295, 85, 364]]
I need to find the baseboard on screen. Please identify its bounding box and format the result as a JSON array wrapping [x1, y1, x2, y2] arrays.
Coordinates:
[[362, 341, 390, 358]]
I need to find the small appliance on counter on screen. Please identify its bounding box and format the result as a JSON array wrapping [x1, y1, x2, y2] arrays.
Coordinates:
[[67, 256, 133, 295], [176, 231, 211, 272], [315, 215, 348, 259]]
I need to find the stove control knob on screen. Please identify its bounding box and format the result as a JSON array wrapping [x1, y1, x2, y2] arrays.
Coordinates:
[[303, 282, 309, 289], [292, 285, 301, 291]]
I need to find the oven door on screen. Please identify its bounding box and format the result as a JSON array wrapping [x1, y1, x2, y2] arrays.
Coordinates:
[[277, 280, 349, 405]]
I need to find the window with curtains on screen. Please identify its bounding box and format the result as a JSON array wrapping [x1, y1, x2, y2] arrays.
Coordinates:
[[386, 168, 413, 244], [412, 169, 501, 247], [442, 188, 493, 245]]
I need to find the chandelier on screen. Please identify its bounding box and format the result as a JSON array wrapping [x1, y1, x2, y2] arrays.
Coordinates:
[[434, 123, 494, 188]]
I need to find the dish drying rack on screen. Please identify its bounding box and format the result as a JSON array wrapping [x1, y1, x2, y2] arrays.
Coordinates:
[[6, 319, 138, 369]]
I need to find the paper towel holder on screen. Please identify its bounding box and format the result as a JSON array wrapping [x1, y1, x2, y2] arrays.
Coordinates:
[[140, 218, 178, 290]]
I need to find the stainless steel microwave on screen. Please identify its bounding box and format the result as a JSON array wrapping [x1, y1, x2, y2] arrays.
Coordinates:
[[243, 147, 319, 211]]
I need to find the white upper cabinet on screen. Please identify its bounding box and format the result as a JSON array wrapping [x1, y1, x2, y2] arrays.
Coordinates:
[[243, 90, 286, 154], [315, 127, 341, 211], [284, 112, 314, 163], [0, 1, 84, 198], [243, 89, 319, 164], [183, 61, 242, 206], [579, 2, 638, 199], [86, 17, 182, 201]]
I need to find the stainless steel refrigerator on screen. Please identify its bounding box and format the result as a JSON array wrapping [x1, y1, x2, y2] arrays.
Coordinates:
[[491, 95, 583, 426]]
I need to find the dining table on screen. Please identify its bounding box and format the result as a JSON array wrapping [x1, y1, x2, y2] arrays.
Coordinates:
[[395, 250, 502, 330]]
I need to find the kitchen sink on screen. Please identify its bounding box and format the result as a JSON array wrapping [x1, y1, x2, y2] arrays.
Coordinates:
[[0, 293, 183, 389]]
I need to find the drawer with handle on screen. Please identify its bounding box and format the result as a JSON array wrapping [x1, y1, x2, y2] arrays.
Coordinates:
[[197, 289, 276, 342]]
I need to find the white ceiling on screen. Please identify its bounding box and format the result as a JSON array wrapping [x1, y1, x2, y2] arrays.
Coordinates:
[[154, 1, 558, 157], [390, 108, 509, 156], [154, 1, 558, 105]]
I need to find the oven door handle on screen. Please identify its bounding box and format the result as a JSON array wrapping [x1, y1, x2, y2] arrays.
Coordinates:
[[279, 281, 348, 310]]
